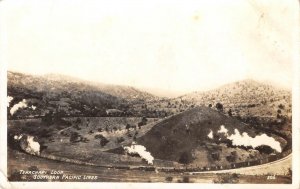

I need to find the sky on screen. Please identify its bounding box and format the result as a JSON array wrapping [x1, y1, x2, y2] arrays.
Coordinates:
[[1, 0, 298, 96]]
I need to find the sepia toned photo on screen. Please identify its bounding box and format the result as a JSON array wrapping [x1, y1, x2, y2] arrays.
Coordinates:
[[0, 0, 299, 188]]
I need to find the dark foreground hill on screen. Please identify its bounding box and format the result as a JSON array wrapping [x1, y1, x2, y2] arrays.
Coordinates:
[[137, 106, 286, 166]]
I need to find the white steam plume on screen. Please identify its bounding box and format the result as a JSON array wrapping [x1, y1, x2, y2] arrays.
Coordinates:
[[10, 99, 27, 115], [123, 143, 154, 165], [26, 136, 40, 155], [218, 125, 228, 136], [14, 134, 40, 155], [207, 130, 213, 139], [227, 128, 282, 153], [7, 96, 13, 107]]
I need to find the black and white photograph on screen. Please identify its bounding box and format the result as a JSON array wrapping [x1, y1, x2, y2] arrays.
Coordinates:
[[0, 0, 299, 188]]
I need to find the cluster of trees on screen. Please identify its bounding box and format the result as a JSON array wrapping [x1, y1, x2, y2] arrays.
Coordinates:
[[69, 131, 89, 143], [125, 117, 148, 131]]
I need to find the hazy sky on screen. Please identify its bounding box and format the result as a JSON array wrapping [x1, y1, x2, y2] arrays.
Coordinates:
[[2, 0, 297, 96]]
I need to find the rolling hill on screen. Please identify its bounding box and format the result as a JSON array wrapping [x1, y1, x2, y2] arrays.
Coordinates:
[[138, 79, 291, 121], [42, 73, 158, 102], [137, 106, 287, 167], [178, 79, 292, 118]]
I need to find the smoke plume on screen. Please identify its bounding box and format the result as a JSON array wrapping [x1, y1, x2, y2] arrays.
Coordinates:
[[227, 128, 282, 153], [207, 130, 213, 139], [123, 143, 154, 165], [31, 105, 37, 110], [218, 125, 228, 136], [10, 99, 27, 115], [7, 96, 13, 107], [14, 134, 40, 155]]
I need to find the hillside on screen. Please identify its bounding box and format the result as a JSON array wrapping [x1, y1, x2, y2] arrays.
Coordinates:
[[7, 71, 158, 118], [137, 106, 287, 167], [42, 73, 158, 103], [137, 79, 291, 123], [178, 79, 292, 118]]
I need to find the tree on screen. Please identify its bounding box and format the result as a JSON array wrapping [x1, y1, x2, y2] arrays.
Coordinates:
[[100, 137, 109, 147], [126, 124, 131, 131], [216, 103, 223, 111], [208, 104, 212, 108], [228, 109, 232, 116], [70, 132, 80, 143], [165, 176, 173, 182], [226, 151, 237, 162], [142, 117, 148, 123], [179, 151, 193, 164], [278, 104, 285, 109]]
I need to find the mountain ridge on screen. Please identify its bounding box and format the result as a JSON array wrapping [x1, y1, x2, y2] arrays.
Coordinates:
[[8, 71, 158, 103]]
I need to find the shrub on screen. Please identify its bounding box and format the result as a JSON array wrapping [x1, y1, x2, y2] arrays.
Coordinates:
[[278, 104, 285, 109], [165, 176, 173, 182], [255, 145, 274, 154], [182, 176, 190, 183], [126, 124, 131, 131], [100, 137, 109, 147], [226, 151, 237, 162], [179, 151, 193, 164], [228, 109, 232, 116], [70, 132, 81, 143], [216, 103, 223, 111], [211, 152, 220, 161]]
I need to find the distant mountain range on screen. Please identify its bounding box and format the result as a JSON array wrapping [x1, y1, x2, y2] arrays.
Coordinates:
[[41, 73, 159, 102], [7, 71, 158, 117]]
